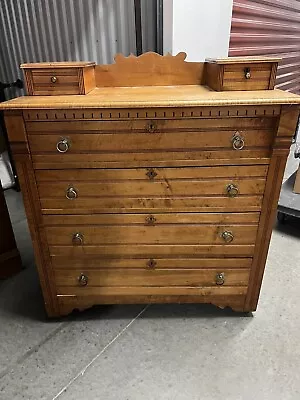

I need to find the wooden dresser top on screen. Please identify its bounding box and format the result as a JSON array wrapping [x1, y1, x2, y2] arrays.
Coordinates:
[[1, 86, 300, 110], [20, 61, 95, 69], [1, 52, 300, 109]]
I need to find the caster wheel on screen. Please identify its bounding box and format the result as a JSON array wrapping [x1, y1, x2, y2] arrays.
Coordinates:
[[277, 211, 287, 224]]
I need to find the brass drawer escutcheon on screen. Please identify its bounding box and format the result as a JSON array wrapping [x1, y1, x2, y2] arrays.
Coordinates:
[[216, 272, 225, 285], [145, 215, 156, 225], [226, 183, 239, 198], [78, 273, 88, 286], [221, 230, 234, 243], [72, 232, 84, 245], [146, 168, 157, 180], [146, 259, 157, 269], [66, 187, 77, 200]]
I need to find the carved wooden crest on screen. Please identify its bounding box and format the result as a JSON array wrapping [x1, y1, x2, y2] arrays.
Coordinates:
[[113, 51, 187, 65], [95, 51, 203, 87]]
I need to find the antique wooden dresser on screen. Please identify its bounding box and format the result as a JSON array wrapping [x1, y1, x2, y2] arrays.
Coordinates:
[[1, 52, 299, 317]]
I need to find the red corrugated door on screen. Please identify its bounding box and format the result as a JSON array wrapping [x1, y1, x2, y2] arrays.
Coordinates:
[[229, 0, 300, 93]]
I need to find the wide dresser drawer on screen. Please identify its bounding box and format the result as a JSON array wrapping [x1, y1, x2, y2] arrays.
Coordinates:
[[45, 212, 259, 258], [45, 222, 258, 245], [55, 268, 250, 297], [26, 115, 277, 168], [36, 165, 267, 213], [56, 268, 251, 288]]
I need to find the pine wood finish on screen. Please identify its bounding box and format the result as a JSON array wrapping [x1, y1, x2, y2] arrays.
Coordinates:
[[205, 57, 280, 91], [1, 52, 300, 317], [21, 62, 96, 96]]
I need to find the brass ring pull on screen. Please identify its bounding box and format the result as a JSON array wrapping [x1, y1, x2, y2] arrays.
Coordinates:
[[216, 272, 225, 285], [146, 121, 157, 133], [51, 76, 58, 83], [72, 232, 83, 245], [244, 67, 251, 79], [226, 183, 239, 198], [146, 259, 157, 269], [146, 168, 157, 180], [221, 230, 234, 243], [56, 138, 70, 153], [145, 215, 156, 225], [78, 273, 88, 286], [66, 187, 77, 200], [232, 132, 245, 150]]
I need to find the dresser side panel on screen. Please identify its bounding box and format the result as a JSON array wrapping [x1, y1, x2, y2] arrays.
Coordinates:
[[204, 63, 223, 91], [83, 66, 96, 94], [4, 112, 59, 317], [245, 105, 300, 311]]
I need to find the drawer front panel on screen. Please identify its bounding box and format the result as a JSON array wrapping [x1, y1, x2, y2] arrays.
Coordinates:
[[223, 64, 272, 91], [51, 256, 253, 269], [38, 178, 265, 198], [25, 116, 276, 134], [37, 165, 266, 213], [41, 197, 263, 214], [27, 117, 276, 167], [31, 69, 80, 95], [55, 268, 250, 288], [36, 165, 267, 211], [42, 212, 260, 226], [32, 86, 80, 96], [45, 224, 258, 245], [31, 151, 271, 169], [28, 130, 273, 154], [49, 244, 255, 257], [32, 68, 79, 81], [36, 165, 268, 181], [56, 286, 248, 297]]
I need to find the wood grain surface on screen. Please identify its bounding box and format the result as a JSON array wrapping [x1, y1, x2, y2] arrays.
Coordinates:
[[205, 60, 277, 92], [2, 54, 300, 316], [55, 268, 250, 288], [49, 243, 255, 258], [45, 224, 258, 245], [51, 257, 253, 270], [1, 86, 300, 110]]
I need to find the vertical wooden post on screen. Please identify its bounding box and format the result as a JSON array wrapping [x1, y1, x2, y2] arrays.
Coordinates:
[[4, 111, 59, 317], [245, 105, 300, 311]]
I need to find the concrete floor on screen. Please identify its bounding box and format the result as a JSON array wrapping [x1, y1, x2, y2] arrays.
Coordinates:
[[1, 152, 300, 400]]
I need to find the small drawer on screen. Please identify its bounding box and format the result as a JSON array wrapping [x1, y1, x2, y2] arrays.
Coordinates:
[[205, 57, 280, 92], [21, 62, 95, 95]]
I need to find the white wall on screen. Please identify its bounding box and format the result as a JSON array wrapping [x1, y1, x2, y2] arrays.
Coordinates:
[[163, 0, 174, 54], [164, 0, 233, 61]]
